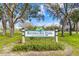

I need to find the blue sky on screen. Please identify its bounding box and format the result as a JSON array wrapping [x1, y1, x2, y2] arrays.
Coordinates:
[[15, 4, 60, 28], [0, 4, 60, 29], [30, 15, 60, 26], [29, 4, 60, 26], [28, 4, 59, 25]]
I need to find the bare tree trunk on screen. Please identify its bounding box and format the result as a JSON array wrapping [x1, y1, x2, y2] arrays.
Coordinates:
[[76, 22, 78, 34], [61, 24, 64, 37], [75, 23, 76, 32], [2, 14, 6, 35], [73, 23, 75, 31], [69, 19, 72, 36], [9, 15, 14, 37]]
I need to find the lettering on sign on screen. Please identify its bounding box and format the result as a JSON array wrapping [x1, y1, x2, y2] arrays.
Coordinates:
[[25, 31, 55, 37]]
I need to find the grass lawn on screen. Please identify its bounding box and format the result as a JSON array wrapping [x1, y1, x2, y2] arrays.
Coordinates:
[[13, 37, 64, 51], [0, 31, 21, 49], [0, 31, 79, 55], [0, 31, 64, 51], [59, 32, 79, 55]]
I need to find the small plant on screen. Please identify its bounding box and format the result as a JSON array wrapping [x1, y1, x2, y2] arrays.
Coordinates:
[[12, 38, 64, 51]]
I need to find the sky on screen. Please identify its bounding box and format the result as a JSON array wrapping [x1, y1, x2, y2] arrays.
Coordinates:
[[15, 4, 60, 29], [11, 3, 79, 28], [30, 4, 60, 26], [0, 3, 60, 29]]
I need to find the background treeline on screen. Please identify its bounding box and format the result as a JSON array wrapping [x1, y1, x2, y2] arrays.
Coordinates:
[[0, 3, 79, 37]]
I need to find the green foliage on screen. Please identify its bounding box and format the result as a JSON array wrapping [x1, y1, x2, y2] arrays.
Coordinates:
[[35, 27, 44, 31], [58, 32, 79, 55], [12, 38, 64, 51], [44, 26, 59, 30], [59, 32, 79, 48], [69, 9, 79, 23], [26, 25, 59, 31], [0, 31, 21, 49]]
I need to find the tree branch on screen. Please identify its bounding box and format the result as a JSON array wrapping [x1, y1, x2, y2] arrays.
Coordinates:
[[13, 4, 28, 24], [11, 3, 17, 13], [4, 3, 12, 12]]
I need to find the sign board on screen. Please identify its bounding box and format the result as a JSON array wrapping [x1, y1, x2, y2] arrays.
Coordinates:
[[25, 31, 55, 37], [21, 29, 58, 43]]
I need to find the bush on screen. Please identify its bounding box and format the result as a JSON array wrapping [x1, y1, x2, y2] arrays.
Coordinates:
[[12, 39, 64, 51]]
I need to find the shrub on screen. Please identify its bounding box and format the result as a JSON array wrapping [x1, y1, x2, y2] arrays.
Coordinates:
[[12, 39, 64, 51]]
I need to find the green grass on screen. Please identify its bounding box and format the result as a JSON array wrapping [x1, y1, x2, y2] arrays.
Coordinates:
[[58, 32, 79, 55], [0, 31, 79, 55], [0, 31, 64, 51], [12, 38, 64, 51], [59, 32, 79, 48], [0, 31, 21, 49]]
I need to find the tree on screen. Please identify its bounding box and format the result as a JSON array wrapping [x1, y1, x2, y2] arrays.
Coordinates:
[[45, 3, 65, 36], [69, 9, 79, 33], [0, 4, 7, 35], [4, 3, 29, 37], [45, 3, 74, 36], [28, 4, 44, 22]]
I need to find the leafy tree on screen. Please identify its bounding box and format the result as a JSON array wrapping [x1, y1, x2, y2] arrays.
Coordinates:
[[69, 9, 79, 33], [4, 3, 29, 37], [45, 3, 74, 36], [28, 4, 44, 22], [45, 3, 64, 36], [0, 4, 7, 35]]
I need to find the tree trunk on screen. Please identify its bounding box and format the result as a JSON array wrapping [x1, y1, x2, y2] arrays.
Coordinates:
[[61, 25, 64, 37], [68, 19, 72, 36], [75, 23, 76, 32], [76, 23, 78, 34], [9, 15, 14, 37], [73, 23, 75, 31], [2, 14, 6, 35]]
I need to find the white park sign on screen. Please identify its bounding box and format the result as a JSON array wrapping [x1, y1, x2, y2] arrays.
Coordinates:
[[21, 29, 58, 43], [25, 31, 55, 37]]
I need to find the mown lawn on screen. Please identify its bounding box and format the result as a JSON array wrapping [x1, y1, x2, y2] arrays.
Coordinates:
[[0, 31, 64, 51], [0, 31, 79, 55], [59, 32, 79, 55], [0, 31, 21, 49], [59, 32, 79, 48]]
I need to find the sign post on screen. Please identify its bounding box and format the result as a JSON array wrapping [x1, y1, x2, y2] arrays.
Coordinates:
[[55, 29, 58, 43], [22, 29, 25, 44], [21, 29, 58, 43]]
